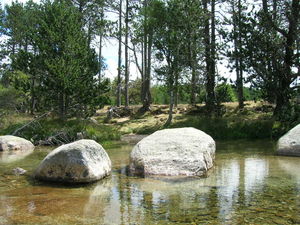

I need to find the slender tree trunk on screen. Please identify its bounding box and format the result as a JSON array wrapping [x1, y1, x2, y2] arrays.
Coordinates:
[[165, 88, 174, 127], [141, 41, 145, 102], [117, 0, 122, 107], [144, 31, 152, 109], [165, 68, 174, 127], [203, 0, 216, 114], [237, 0, 244, 108], [233, 0, 244, 109], [98, 6, 104, 83], [174, 70, 179, 107], [190, 38, 197, 105], [98, 34, 103, 83], [124, 0, 129, 107], [262, 0, 300, 116], [140, 0, 152, 112]]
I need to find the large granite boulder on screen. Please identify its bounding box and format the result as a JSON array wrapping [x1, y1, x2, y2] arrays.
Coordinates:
[[0, 135, 34, 151], [129, 128, 216, 177], [277, 124, 300, 156], [34, 140, 111, 183]]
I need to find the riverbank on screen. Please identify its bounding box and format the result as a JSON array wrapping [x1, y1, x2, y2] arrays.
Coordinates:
[[100, 101, 296, 140], [0, 101, 298, 145]]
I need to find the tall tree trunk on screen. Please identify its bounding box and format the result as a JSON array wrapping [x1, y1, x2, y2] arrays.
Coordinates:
[[140, 0, 152, 112], [262, 0, 300, 116], [144, 31, 152, 109], [98, 34, 103, 83], [203, 0, 216, 114], [98, 7, 104, 84], [237, 0, 244, 108], [117, 0, 122, 107], [124, 0, 129, 107], [165, 68, 174, 127], [174, 70, 179, 107], [190, 37, 197, 105], [233, 0, 244, 109], [141, 41, 145, 102]]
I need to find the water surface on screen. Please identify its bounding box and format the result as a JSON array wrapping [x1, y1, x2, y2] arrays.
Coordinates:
[[0, 140, 299, 224]]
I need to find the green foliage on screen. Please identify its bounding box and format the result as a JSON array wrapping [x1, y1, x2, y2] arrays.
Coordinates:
[[243, 87, 262, 101], [2, 0, 109, 118], [33, 0, 101, 117], [216, 84, 237, 103], [0, 85, 25, 112], [0, 116, 120, 145], [171, 117, 275, 140], [151, 85, 169, 104]]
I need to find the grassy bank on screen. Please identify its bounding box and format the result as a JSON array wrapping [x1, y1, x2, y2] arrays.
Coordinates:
[[0, 113, 120, 146], [0, 101, 297, 145], [101, 102, 296, 141]]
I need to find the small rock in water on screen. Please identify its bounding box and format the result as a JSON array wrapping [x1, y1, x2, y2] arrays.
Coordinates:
[[13, 167, 27, 175]]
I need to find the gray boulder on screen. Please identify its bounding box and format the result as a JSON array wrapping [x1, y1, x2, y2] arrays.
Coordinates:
[[277, 124, 300, 156], [0, 135, 34, 151], [34, 140, 111, 183], [129, 128, 216, 177]]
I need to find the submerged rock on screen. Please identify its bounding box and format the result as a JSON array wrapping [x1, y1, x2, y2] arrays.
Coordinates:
[[277, 124, 300, 157], [129, 127, 216, 177], [34, 140, 111, 183], [13, 167, 27, 175], [0, 135, 34, 151]]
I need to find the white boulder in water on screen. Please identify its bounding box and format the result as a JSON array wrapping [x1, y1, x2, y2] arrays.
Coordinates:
[[0, 135, 34, 151], [129, 128, 216, 177], [277, 124, 300, 157], [34, 140, 111, 183]]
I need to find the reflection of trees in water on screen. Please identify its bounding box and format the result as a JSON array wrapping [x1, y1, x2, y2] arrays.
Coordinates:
[[216, 160, 240, 223], [244, 158, 269, 204], [83, 152, 300, 224], [278, 158, 300, 183], [278, 158, 300, 215], [83, 178, 114, 224]]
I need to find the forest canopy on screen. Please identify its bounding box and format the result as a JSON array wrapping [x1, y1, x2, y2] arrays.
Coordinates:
[[0, 0, 299, 122]]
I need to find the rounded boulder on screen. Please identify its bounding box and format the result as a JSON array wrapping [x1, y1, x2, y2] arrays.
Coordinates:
[[129, 128, 216, 177], [277, 124, 300, 157], [34, 140, 111, 183], [0, 135, 34, 151]]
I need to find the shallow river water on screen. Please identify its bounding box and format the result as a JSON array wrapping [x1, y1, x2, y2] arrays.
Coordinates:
[[0, 140, 299, 225]]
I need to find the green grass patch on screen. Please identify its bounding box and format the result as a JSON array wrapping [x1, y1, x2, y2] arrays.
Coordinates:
[[0, 114, 121, 145]]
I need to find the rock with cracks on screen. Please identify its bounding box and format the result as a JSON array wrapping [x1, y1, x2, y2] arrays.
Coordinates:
[[0, 135, 34, 151], [34, 140, 111, 183], [277, 124, 300, 157], [129, 128, 216, 177]]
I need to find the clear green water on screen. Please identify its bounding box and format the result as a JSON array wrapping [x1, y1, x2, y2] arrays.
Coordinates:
[[0, 140, 299, 225]]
